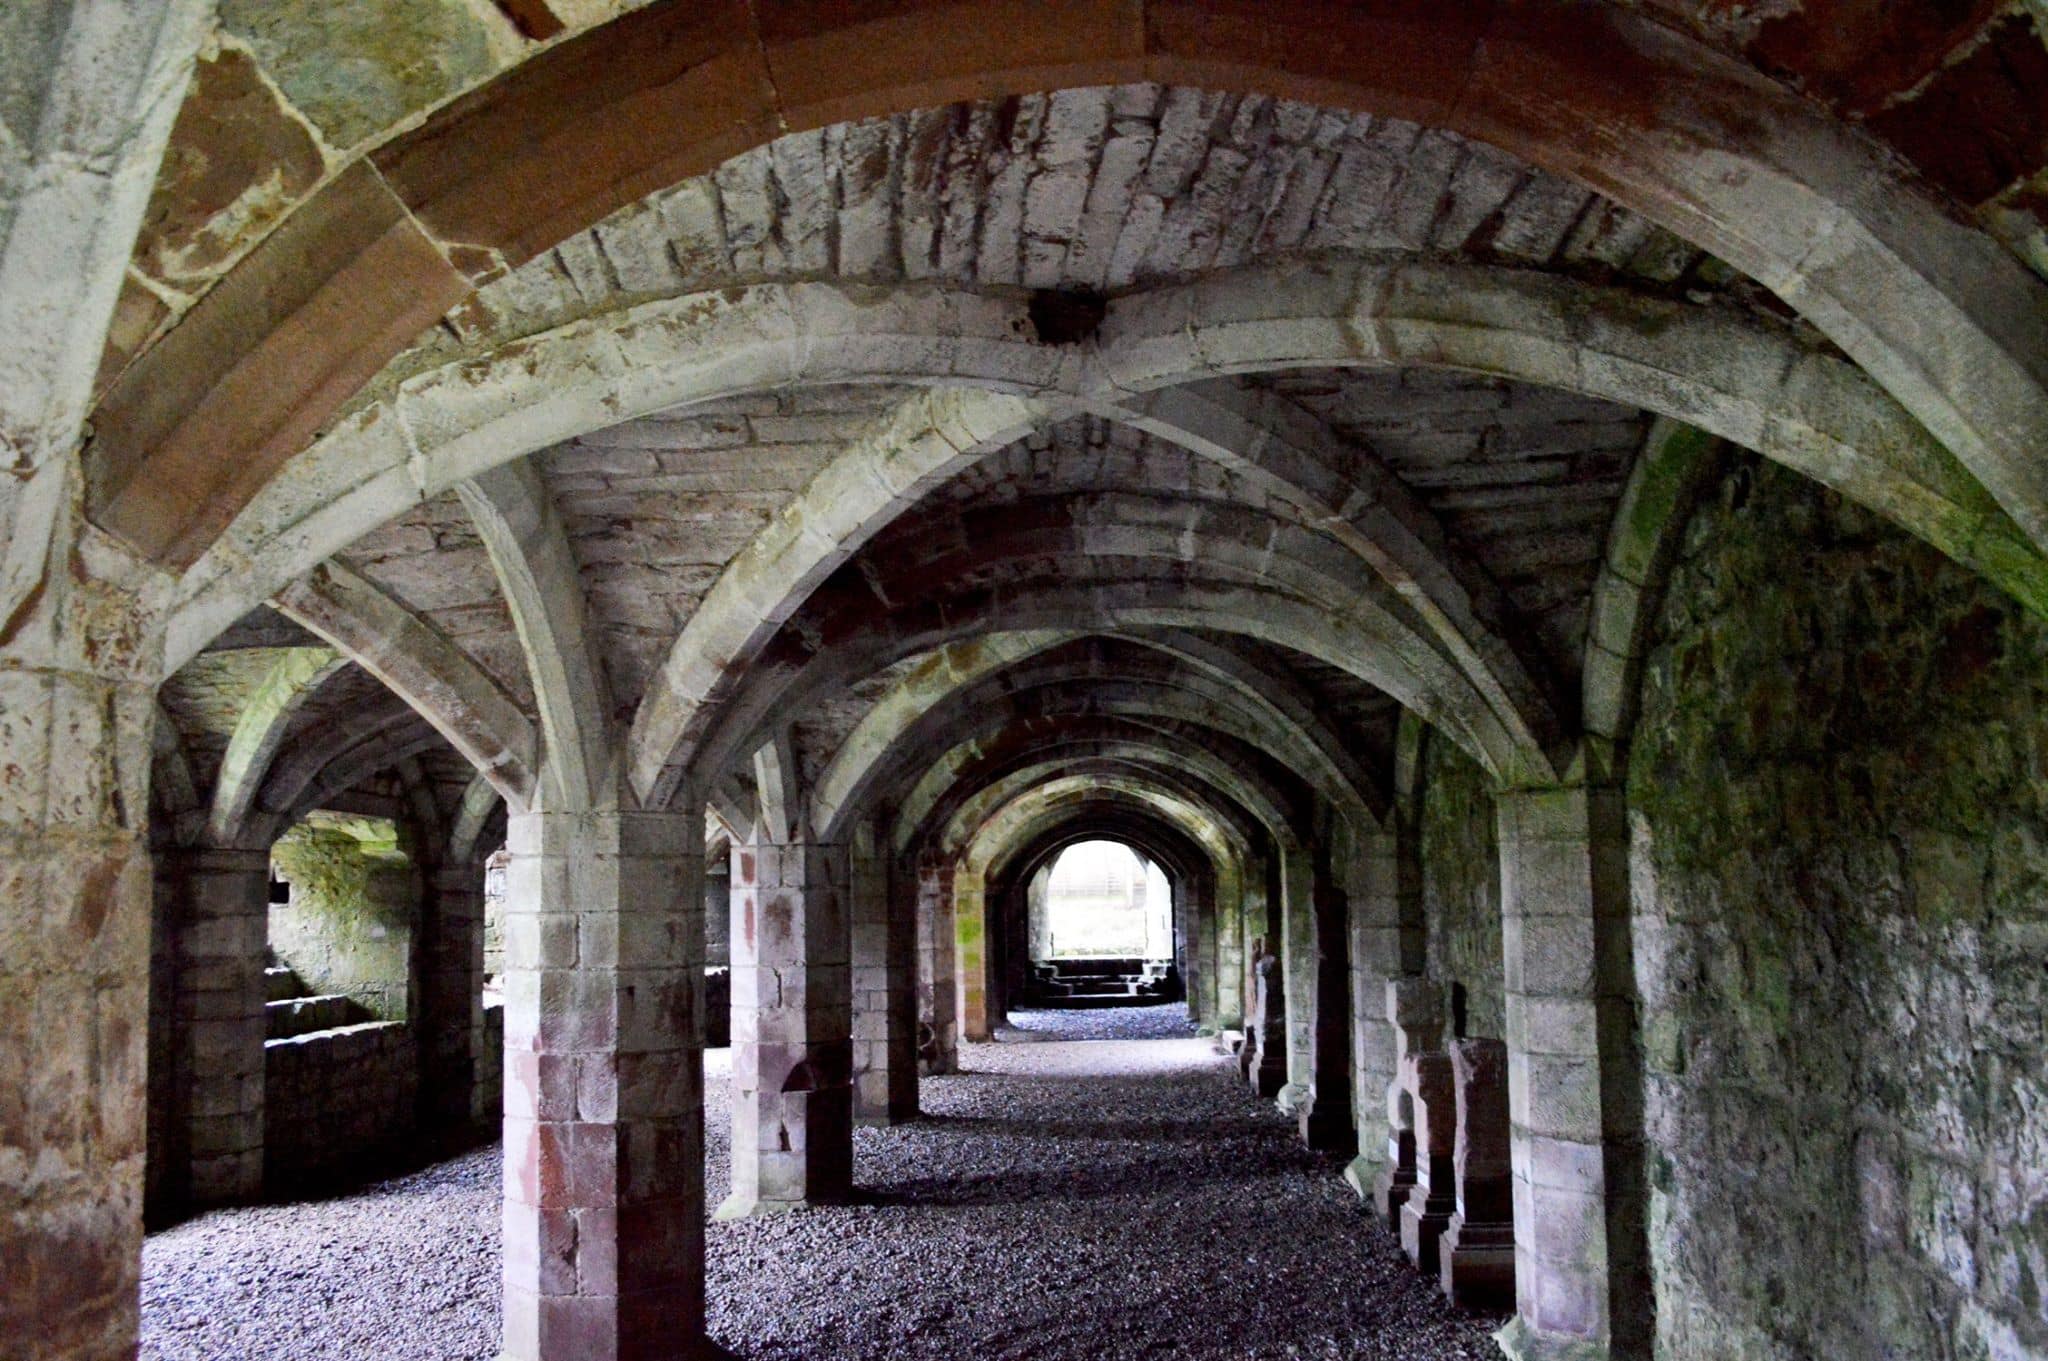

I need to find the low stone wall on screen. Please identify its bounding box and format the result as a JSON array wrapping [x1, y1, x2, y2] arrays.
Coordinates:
[[264, 1021, 416, 1190]]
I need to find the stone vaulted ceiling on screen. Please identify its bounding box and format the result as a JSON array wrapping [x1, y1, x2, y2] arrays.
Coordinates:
[[126, 4, 2048, 863]]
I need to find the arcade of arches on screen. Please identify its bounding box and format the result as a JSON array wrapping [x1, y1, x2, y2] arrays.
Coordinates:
[[4, 2, 2048, 1358]]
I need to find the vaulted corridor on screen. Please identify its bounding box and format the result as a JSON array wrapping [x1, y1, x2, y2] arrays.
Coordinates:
[[141, 1008, 1500, 1360], [7, 5, 2048, 1360]]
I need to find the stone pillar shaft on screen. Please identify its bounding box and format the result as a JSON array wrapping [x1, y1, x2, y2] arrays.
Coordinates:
[[500, 804, 705, 1361], [952, 870, 992, 1043], [1206, 863, 1243, 1031], [850, 833, 916, 1124], [1277, 844, 1316, 1110], [721, 834, 853, 1216], [1346, 830, 1404, 1194], [420, 861, 487, 1140], [1300, 863, 1355, 1153], [1244, 949, 1288, 1099], [167, 846, 270, 1205], [913, 855, 957, 1074], [0, 634, 159, 1358], [1493, 785, 1644, 1361]]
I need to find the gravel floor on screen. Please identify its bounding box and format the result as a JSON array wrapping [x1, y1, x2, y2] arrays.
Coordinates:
[[142, 1005, 1504, 1359], [1000, 1003, 1201, 1041]]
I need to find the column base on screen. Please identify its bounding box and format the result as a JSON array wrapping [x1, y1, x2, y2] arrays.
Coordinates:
[[1493, 1315, 1621, 1361], [1371, 1167, 1417, 1231], [1399, 1192, 1456, 1275], [1297, 1093, 1357, 1155], [715, 1191, 842, 1220], [1341, 1153, 1380, 1203], [501, 1338, 736, 1361], [1438, 1214, 1516, 1310], [1248, 1059, 1286, 1100]]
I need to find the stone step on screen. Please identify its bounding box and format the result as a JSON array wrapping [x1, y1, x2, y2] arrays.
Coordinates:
[[265, 993, 361, 1039], [265, 964, 303, 1003]]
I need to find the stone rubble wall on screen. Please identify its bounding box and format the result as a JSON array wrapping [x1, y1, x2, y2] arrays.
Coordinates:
[[263, 1022, 417, 1190], [1629, 458, 2048, 1361]]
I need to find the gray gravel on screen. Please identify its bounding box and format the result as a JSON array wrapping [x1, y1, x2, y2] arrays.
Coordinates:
[[1001, 1002, 1200, 1041], [143, 1006, 1505, 1359]]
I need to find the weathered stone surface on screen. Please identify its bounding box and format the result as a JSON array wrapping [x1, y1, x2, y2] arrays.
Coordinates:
[[1439, 1037, 1516, 1310], [133, 46, 328, 293], [1630, 457, 2048, 1360], [501, 802, 707, 1361], [220, 0, 520, 152], [1418, 736, 1504, 1043], [270, 816, 417, 1022], [160, 847, 269, 1210], [719, 832, 854, 1218], [264, 1020, 417, 1188], [88, 160, 468, 566]]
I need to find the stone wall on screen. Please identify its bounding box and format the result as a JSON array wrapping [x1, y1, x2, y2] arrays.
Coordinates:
[[478, 1001, 503, 1129], [1417, 736, 1504, 1042], [264, 1022, 417, 1189], [270, 817, 417, 1021], [146, 852, 181, 1225], [706, 864, 731, 968], [1628, 459, 2048, 1360], [483, 848, 508, 984]]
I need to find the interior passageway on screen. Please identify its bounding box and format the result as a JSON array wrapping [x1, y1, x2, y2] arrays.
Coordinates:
[[15, 6, 2048, 1359], [140, 1007, 1500, 1360]]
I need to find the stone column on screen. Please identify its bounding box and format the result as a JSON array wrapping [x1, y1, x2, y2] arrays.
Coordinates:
[[1189, 860, 1216, 1030], [704, 863, 731, 968], [1399, 1049, 1458, 1275], [163, 846, 271, 1206], [1369, 977, 1443, 1229], [850, 826, 915, 1124], [720, 832, 853, 1217], [1244, 944, 1289, 1099], [1026, 864, 1052, 963], [1346, 828, 1406, 1197], [1240, 852, 1270, 1024], [703, 864, 731, 1047], [1493, 785, 1647, 1361], [419, 859, 487, 1141], [1208, 863, 1243, 1031], [912, 854, 957, 1074], [1298, 858, 1355, 1153], [1440, 1037, 1517, 1309], [1276, 843, 1316, 1113], [500, 802, 706, 1360], [0, 559, 162, 1358], [952, 867, 992, 1042]]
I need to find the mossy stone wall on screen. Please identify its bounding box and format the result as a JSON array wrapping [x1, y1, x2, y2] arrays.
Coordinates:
[[1418, 735, 1504, 1043], [1628, 458, 2048, 1360], [270, 816, 418, 1022]]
